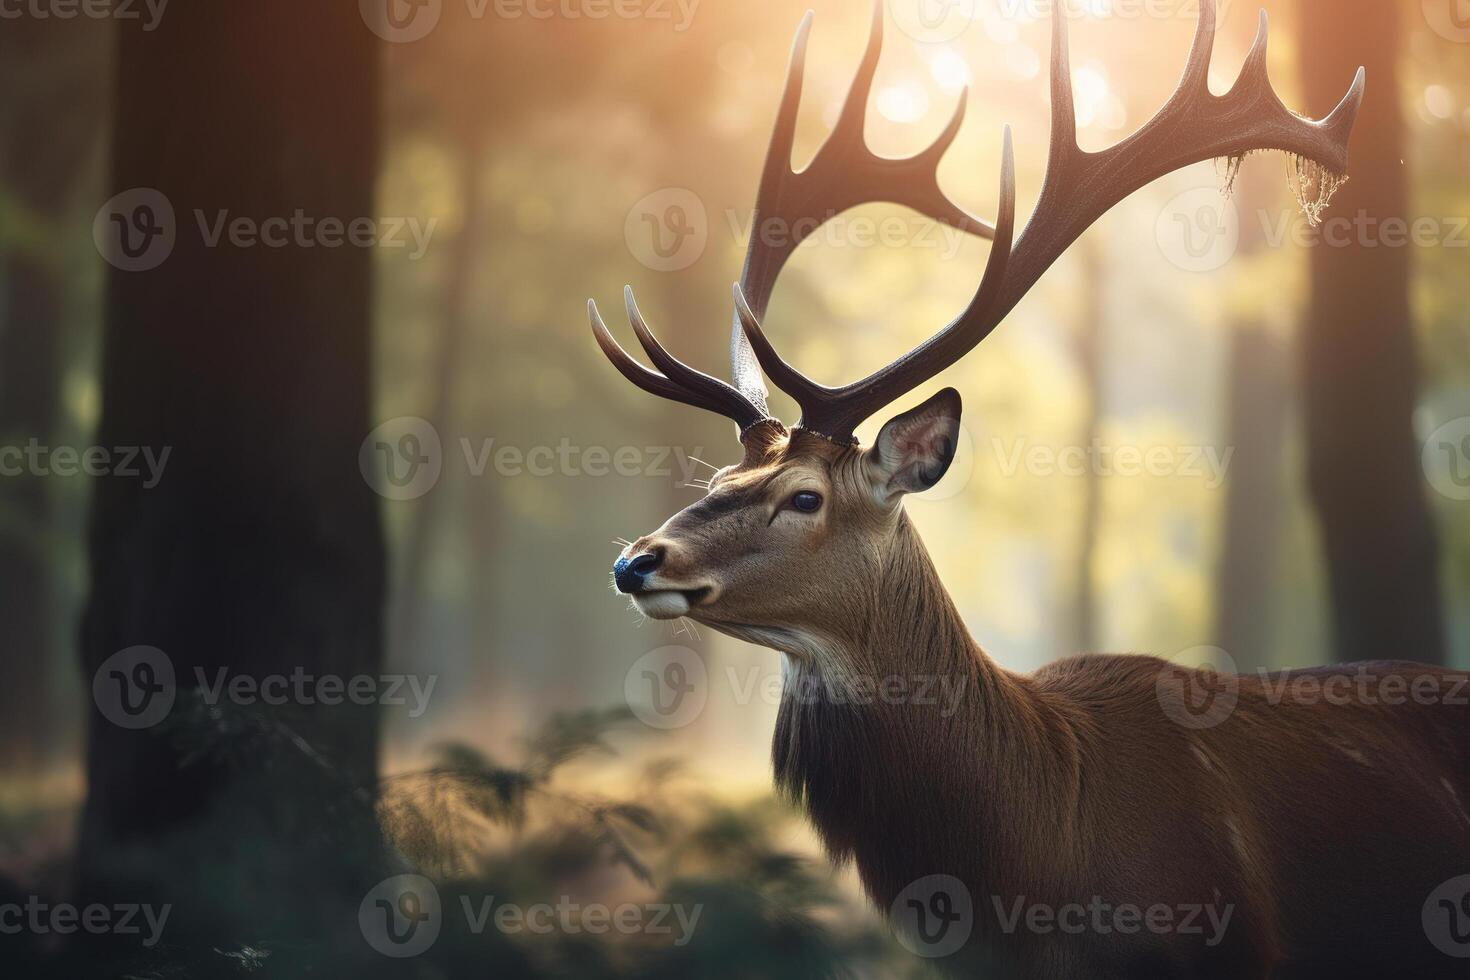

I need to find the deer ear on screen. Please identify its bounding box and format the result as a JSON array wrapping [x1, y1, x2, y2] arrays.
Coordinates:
[[864, 388, 962, 504]]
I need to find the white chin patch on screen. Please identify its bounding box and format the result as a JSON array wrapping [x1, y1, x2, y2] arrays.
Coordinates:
[[634, 591, 692, 620]]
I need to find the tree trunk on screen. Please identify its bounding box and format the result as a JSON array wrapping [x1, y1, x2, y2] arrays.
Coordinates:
[[392, 132, 485, 663], [0, 252, 60, 775], [1073, 240, 1103, 654], [1298, 0, 1444, 664], [79, 1, 385, 946]]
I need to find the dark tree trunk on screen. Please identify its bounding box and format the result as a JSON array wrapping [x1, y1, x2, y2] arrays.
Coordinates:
[[1298, 0, 1444, 664], [0, 252, 60, 775], [79, 1, 385, 945]]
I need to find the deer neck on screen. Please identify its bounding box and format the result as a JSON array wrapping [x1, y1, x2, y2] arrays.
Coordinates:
[[771, 512, 1077, 907]]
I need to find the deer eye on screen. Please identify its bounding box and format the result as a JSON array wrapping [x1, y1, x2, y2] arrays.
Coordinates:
[[791, 491, 823, 513]]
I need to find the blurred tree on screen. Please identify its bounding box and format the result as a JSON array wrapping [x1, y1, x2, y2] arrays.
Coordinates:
[[0, 19, 105, 775], [1216, 159, 1289, 672], [1072, 239, 1103, 654], [1298, 0, 1444, 664], [78, 0, 386, 944]]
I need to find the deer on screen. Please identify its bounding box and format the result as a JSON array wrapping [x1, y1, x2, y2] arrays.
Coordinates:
[[591, 2, 1470, 976]]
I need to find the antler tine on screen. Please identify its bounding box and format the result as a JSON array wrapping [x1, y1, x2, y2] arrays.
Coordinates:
[[623, 287, 767, 428], [590, 297, 767, 432]]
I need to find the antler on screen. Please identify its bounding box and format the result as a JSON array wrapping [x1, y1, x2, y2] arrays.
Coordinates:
[[592, 0, 1365, 447], [736, 0, 1363, 443]]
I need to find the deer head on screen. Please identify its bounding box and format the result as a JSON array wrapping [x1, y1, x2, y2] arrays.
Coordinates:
[[594, 0, 1363, 656]]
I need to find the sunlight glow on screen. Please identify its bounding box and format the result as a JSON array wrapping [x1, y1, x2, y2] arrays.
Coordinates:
[[928, 48, 972, 95], [1001, 43, 1042, 80], [1073, 63, 1110, 129], [1424, 85, 1455, 120], [876, 81, 931, 124]]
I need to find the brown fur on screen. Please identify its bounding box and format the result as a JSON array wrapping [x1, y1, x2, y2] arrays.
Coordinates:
[[620, 428, 1470, 978]]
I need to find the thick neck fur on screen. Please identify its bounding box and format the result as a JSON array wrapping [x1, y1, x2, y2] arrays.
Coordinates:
[[771, 511, 1083, 910]]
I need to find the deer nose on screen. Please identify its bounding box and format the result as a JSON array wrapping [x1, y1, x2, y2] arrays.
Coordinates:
[[613, 550, 663, 594]]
